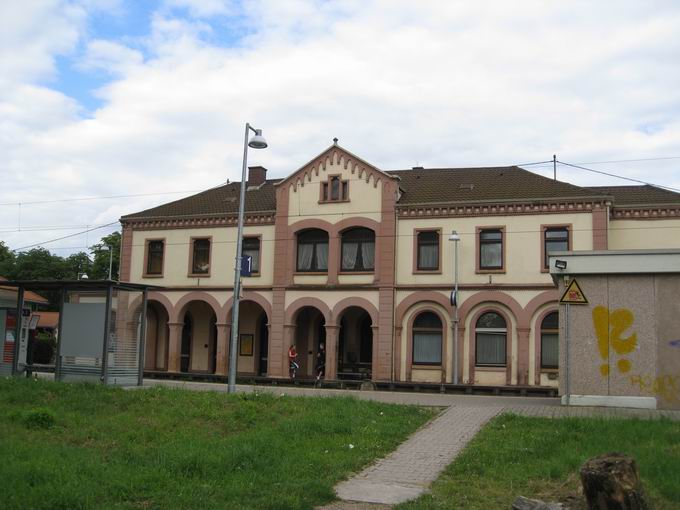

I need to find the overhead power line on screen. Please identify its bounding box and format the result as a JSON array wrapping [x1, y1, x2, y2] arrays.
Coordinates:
[[557, 160, 680, 193], [11, 222, 120, 252]]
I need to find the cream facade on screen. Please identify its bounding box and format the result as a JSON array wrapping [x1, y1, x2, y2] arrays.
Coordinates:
[[120, 144, 680, 389]]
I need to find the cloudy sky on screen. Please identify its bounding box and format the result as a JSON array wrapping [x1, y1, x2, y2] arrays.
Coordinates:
[[2, 0, 680, 254]]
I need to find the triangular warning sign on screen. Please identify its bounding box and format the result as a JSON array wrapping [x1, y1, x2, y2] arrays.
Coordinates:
[[560, 279, 588, 304]]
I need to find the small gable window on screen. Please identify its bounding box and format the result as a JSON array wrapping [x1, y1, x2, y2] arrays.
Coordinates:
[[321, 175, 349, 202]]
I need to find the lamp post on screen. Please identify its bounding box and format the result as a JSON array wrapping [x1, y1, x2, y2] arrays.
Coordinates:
[[228, 123, 268, 393], [448, 230, 460, 385], [101, 245, 113, 280]]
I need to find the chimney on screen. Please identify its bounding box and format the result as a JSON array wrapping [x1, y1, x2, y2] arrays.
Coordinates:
[[247, 166, 267, 187]]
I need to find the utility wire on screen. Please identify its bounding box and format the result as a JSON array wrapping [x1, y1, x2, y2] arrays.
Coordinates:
[[557, 160, 680, 193], [11, 222, 120, 252]]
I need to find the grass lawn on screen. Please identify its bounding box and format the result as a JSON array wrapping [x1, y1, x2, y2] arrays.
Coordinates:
[[0, 378, 435, 510], [399, 413, 680, 510]]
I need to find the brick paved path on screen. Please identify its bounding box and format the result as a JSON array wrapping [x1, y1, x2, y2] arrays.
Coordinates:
[[335, 405, 501, 505]]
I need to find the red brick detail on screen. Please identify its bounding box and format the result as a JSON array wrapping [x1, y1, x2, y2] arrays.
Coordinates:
[[120, 224, 133, 282], [592, 206, 608, 250]]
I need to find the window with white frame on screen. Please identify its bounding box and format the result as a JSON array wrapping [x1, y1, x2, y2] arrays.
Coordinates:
[[412, 311, 442, 365], [475, 312, 507, 366]]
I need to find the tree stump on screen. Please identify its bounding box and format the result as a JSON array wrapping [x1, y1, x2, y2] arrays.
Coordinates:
[[579, 453, 649, 510]]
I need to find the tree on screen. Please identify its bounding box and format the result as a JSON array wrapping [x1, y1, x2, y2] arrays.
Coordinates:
[[64, 252, 92, 279], [11, 248, 69, 281], [89, 231, 121, 280], [0, 241, 15, 277]]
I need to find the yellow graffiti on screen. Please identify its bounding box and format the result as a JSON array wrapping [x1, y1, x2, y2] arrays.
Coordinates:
[[592, 306, 638, 376], [630, 374, 680, 402]]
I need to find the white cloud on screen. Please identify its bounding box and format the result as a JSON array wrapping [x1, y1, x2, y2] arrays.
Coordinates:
[[1, 0, 680, 253]]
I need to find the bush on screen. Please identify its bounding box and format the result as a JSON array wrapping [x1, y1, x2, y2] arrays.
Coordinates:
[[23, 407, 56, 429]]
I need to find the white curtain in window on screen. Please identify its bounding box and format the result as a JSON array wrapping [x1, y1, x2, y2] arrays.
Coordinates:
[[413, 332, 442, 364], [316, 243, 328, 270], [481, 244, 501, 268], [419, 245, 438, 268], [476, 333, 506, 365], [342, 242, 359, 270], [361, 242, 375, 270], [297, 244, 313, 270], [541, 333, 559, 367]]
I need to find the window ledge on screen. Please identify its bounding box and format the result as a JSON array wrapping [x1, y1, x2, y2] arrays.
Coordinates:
[[413, 269, 442, 274], [142, 274, 164, 278], [476, 269, 505, 274], [474, 365, 506, 371], [318, 199, 350, 204], [294, 272, 328, 276], [188, 273, 211, 278], [339, 271, 374, 275], [412, 364, 443, 370], [540, 368, 558, 373], [243, 272, 261, 278]]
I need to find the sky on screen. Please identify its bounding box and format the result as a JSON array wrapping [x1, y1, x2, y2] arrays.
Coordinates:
[[2, 0, 680, 255]]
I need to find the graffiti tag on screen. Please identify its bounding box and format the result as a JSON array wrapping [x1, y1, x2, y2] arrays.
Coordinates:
[[629, 374, 680, 403], [592, 306, 637, 376]]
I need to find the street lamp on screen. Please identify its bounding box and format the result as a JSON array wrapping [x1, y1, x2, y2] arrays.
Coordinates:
[[448, 230, 461, 385], [101, 245, 113, 280], [228, 123, 268, 393]]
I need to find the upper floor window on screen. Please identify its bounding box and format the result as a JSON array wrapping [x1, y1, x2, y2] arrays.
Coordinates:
[[416, 230, 439, 271], [243, 237, 261, 274], [541, 312, 559, 369], [321, 175, 349, 202], [190, 238, 211, 275], [475, 312, 506, 367], [544, 227, 569, 268], [297, 229, 329, 272], [412, 311, 442, 365], [341, 228, 375, 272], [145, 240, 164, 276], [479, 229, 503, 270]]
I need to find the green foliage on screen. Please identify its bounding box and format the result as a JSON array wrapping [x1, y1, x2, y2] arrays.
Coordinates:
[[0, 378, 435, 510], [22, 407, 56, 430], [399, 413, 680, 510], [0, 240, 15, 276], [88, 231, 120, 280]]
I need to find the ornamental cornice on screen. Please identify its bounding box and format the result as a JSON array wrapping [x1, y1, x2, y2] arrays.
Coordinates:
[[122, 212, 275, 230], [611, 205, 680, 220], [396, 199, 607, 218]]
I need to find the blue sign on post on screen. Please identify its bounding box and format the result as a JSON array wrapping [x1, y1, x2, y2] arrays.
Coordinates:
[[240, 255, 252, 277]]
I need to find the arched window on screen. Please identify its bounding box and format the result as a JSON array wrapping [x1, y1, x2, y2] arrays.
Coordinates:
[[541, 312, 559, 369], [475, 312, 506, 367], [341, 228, 375, 271], [412, 311, 442, 365], [296, 229, 329, 272]]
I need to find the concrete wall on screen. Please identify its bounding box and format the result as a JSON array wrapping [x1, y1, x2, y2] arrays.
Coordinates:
[[558, 274, 680, 409]]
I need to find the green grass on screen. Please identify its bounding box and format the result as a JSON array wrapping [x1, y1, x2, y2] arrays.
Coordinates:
[[399, 413, 680, 510], [0, 378, 436, 510]]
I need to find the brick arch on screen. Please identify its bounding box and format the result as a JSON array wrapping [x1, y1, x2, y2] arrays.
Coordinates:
[[334, 217, 380, 235], [224, 291, 272, 323], [457, 291, 524, 329], [468, 304, 516, 386], [284, 297, 331, 325], [171, 291, 224, 323], [331, 297, 378, 326], [395, 291, 452, 328], [521, 290, 559, 328], [126, 291, 174, 320], [289, 219, 334, 235]]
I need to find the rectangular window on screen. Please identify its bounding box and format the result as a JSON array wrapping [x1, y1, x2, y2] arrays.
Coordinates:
[[243, 237, 260, 274], [341, 228, 375, 271], [146, 240, 164, 276], [544, 227, 569, 268], [297, 231, 329, 272], [476, 333, 506, 366], [320, 175, 348, 202], [190, 238, 211, 275], [479, 229, 503, 269], [416, 230, 439, 271], [541, 333, 559, 368]]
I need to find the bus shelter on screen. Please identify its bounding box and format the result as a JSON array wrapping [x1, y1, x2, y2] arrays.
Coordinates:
[[0, 280, 158, 386]]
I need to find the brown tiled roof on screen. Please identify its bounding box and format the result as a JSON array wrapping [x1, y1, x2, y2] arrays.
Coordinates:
[[120, 165, 626, 221], [586, 185, 680, 206], [0, 276, 50, 304], [387, 166, 607, 205], [121, 180, 280, 220]]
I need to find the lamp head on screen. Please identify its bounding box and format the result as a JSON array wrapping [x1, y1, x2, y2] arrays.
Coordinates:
[[80, 273, 89, 280], [248, 129, 268, 149], [448, 230, 461, 241]]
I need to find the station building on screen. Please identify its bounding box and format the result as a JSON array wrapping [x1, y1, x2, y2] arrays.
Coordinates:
[[119, 143, 680, 388]]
